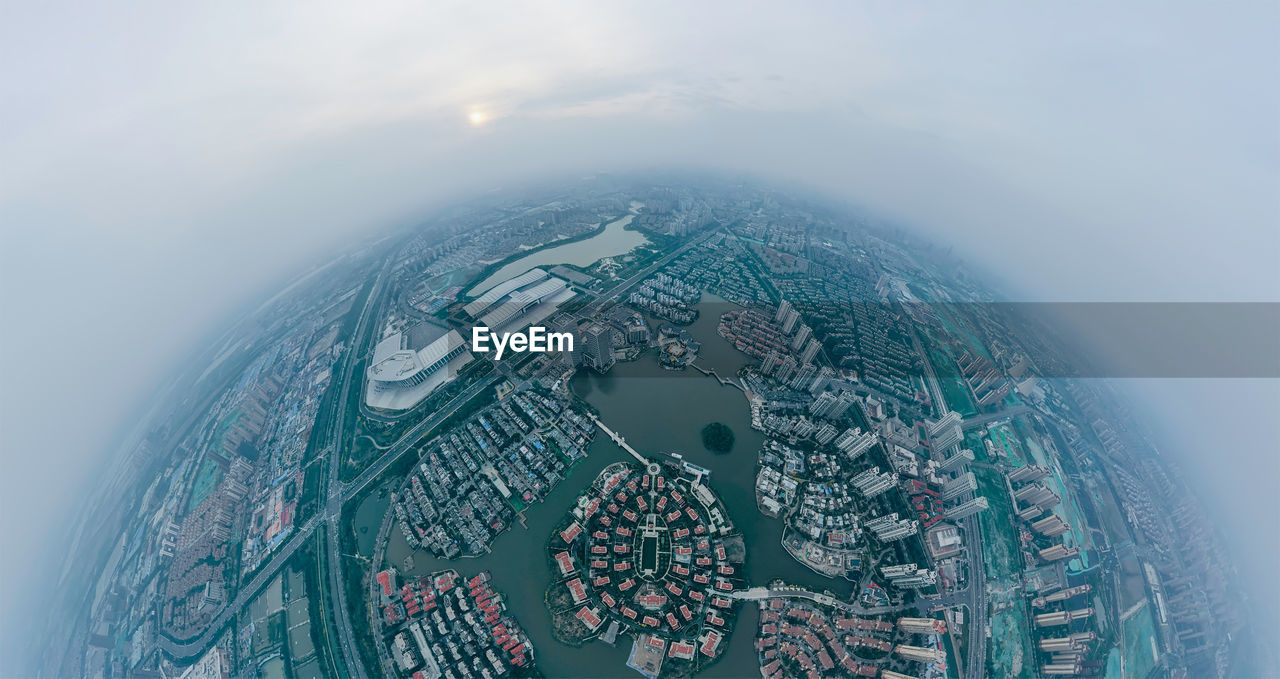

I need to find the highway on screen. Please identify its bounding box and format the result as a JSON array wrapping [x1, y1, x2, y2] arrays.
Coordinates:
[[581, 229, 717, 315], [156, 516, 320, 658], [960, 514, 988, 679], [339, 374, 498, 504], [319, 261, 391, 679], [911, 325, 990, 678], [157, 228, 722, 669], [961, 404, 1033, 431]]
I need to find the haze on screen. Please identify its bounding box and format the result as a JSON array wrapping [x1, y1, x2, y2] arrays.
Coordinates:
[[2, 1, 1277, 671]]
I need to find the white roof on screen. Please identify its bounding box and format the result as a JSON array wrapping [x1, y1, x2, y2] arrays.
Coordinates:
[[415, 329, 466, 367], [367, 329, 465, 384], [463, 268, 549, 318], [478, 278, 567, 328]]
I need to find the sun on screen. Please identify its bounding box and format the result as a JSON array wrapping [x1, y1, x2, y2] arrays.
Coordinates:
[[468, 110, 488, 127]]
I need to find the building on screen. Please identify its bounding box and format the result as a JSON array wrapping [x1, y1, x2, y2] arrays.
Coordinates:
[[365, 325, 474, 411], [809, 366, 836, 394], [780, 308, 800, 335], [936, 449, 974, 474], [761, 349, 780, 376], [1031, 515, 1070, 537], [790, 363, 817, 391], [799, 338, 821, 364], [775, 356, 798, 384], [940, 472, 976, 502], [852, 468, 897, 497], [463, 268, 550, 318], [177, 648, 229, 679], [582, 323, 615, 373], [553, 315, 582, 367], [774, 300, 792, 325], [944, 496, 988, 520], [810, 393, 839, 419], [927, 411, 963, 452], [1038, 544, 1079, 562], [790, 324, 812, 352], [1008, 465, 1050, 484], [814, 423, 839, 445], [894, 644, 944, 664], [834, 428, 877, 459], [898, 617, 947, 635], [925, 522, 962, 559]]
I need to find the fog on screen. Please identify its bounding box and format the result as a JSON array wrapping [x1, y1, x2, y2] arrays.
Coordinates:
[[2, 1, 1277, 669]]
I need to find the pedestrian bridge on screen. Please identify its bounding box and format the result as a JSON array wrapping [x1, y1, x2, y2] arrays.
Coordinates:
[[589, 414, 647, 464]]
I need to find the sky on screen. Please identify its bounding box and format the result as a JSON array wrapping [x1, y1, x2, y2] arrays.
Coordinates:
[[2, 0, 1278, 667]]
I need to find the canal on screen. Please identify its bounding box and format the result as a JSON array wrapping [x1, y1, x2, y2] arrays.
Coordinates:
[[364, 298, 854, 677]]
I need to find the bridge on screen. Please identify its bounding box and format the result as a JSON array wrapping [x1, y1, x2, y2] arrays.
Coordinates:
[[731, 586, 918, 616], [589, 414, 647, 464]]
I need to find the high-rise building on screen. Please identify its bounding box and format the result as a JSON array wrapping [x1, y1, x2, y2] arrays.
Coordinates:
[[810, 392, 838, 418], [582, 323, 615, 373], [898, 617, 947, 635], [1017, 505, 1043, 521], [781, 308, 800, 335], [936, 449, 974, 474], [625, 322, 650, 345], [1038, 544, 1079, 562], [941, 472, 976, 502], [761, 349, 780, 376], [774, 300, 792, 325], [775, 356, 798, 384], [1008, 465, 1050, 484], [834, 428, 877, 459], [894, 645, 944, 664], [790, 363, 818, 391], [852, 468, 897, 497], [1031, 515, 1070, 537], [553, 316, 582, 368], [800, 338, 821, 364], [927, 412, 963, 453], [790, 324, 812, 352], [809, 366, 835, 394], [832, 391, 857, 419], [944, 496, 989, 520]]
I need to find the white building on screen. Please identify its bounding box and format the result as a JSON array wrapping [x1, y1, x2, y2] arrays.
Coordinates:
[[365, 326, 472, 411]]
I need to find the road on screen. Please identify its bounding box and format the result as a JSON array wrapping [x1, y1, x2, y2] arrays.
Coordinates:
[[340, 374, 498, 503], [911, 324, 990, 678], [961, 405, 1033, 431], [581, 229, 717, 315], [157, 229, 720, 668], [320, 261, 391, 679], [156, 516, 319, 658], [732, 586, 916, 616], [960, 515, 988, 679]]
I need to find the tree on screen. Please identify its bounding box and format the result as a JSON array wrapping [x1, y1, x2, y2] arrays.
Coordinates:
[[700, 422, 735, 454]]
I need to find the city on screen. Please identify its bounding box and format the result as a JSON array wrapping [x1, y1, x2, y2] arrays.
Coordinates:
[[29, 178, 1262, 679]]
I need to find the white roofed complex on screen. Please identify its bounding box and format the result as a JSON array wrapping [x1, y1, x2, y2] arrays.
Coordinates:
[[365, 326, 473, 411], [463, 268, 549, 318]]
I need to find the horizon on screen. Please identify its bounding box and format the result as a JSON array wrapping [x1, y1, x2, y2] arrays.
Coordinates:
[[3, 3, 1277, 677]]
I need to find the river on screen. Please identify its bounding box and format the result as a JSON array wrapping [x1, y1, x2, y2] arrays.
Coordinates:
[[362, 297, 853, 677]]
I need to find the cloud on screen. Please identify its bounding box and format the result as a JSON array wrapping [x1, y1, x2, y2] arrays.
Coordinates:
[[2, 0, 1277, 669]]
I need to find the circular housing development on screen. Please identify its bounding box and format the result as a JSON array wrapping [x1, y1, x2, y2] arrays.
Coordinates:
[[547, 458, 747, 677]]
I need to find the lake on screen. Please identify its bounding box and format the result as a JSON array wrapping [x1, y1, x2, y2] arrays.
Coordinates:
[[371, 298, 852, 677], [467, 213, 649, 297]]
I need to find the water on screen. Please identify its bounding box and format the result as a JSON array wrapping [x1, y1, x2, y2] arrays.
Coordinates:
[[374, 299, 851, 677], [468, 214, 649, 297]]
